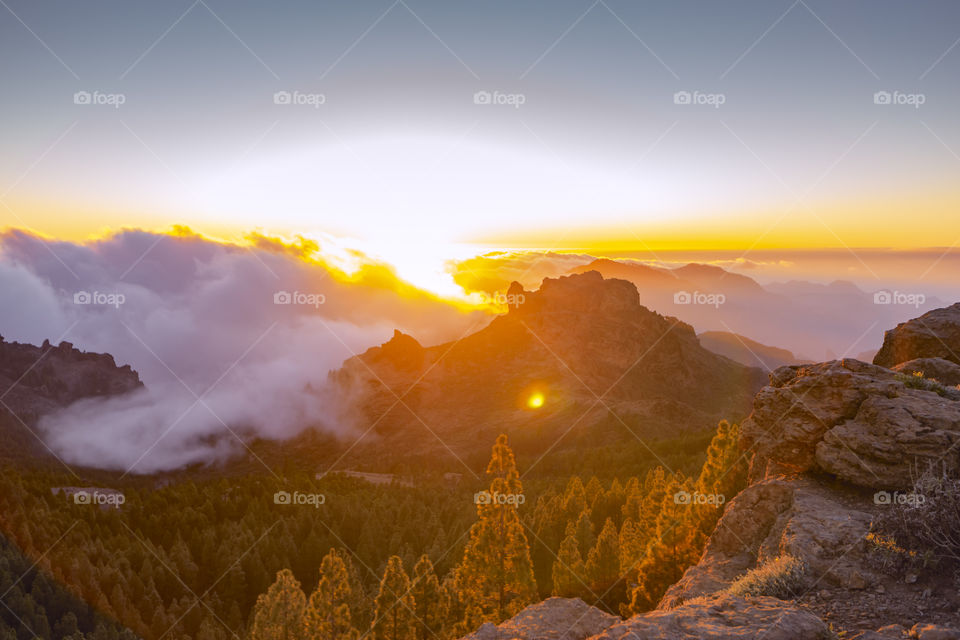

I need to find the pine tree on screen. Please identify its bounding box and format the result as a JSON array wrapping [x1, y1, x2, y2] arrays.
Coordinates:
[[410, 555, 444, 640], [551, 526, 586, 598], [303, 550, 359, 640], [585, 518, 620, 599], [250, 569, 306, 640], [626, 475, 697, 614], [694, 421, 747, 538], [371, 556, 415, 640], [456, 434, 538, 627]]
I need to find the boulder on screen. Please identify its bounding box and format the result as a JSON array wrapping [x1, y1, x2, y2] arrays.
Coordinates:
[[661, 476, 874, 607], [875, 303, 960, 368], [741, 359, 960, 489], [589, 594, 829, 640], [459, 597, 619, 640]]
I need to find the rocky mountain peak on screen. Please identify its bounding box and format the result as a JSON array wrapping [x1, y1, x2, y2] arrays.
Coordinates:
[[506, 271, 641, 317]]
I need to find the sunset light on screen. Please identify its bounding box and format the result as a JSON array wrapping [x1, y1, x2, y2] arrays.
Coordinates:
[[2, 1, 959, 637]]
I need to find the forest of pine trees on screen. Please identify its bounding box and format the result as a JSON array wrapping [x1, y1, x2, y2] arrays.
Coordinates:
[[0, 422, 746, 640]]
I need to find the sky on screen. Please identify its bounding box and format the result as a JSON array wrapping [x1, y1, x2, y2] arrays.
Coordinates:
[[2, 0, 960, 292]]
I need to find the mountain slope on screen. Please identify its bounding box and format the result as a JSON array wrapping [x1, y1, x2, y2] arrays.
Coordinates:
[[697, 331, 808, 371]]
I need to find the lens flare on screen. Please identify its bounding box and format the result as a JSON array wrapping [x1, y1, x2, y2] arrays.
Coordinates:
[[527, 392, 545, 409]]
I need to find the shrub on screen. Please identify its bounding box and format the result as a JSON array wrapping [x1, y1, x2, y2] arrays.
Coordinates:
[[872, 465, 960, 569], [726, 555, 806, 599], [896, 371, 949, 396]]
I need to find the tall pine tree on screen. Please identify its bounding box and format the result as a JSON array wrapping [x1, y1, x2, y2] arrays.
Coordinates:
[[371, 556, 415, 640], [303, 550, 359, 640], [456, 434, 537, 629], [250, 569, 306, 640]]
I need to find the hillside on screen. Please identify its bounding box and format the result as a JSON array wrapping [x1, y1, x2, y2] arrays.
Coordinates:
[[697, 331, 807, 370]]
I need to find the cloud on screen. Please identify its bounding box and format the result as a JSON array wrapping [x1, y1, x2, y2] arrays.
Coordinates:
[[0, 228, 484, 473]]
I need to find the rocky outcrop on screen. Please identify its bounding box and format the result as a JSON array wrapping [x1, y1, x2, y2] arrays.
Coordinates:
[[458, 595, 828, 640], [893, 358, 960, 387], [661, 476, 874, 607], [0, 336, 142, 419], [0, 336, 142, 460], [874, 303, 960, 368], [740, 359, 960, 489], [461, 598, 618, 640], [335, 271, 766, 464], [591, 595, 829, 640]]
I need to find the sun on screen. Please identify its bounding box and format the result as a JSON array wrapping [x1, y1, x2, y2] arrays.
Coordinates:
[[526, 392, 545, 409]]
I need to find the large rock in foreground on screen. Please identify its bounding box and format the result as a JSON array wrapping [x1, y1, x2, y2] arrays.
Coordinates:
[[590, 595, 829, 640], [741, 359, 960, 489], [874, 302, 960, 368], [461, 598, 618, 640], [660, 476, 874, 608]]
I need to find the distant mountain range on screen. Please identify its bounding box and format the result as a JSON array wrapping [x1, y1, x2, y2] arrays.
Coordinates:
[[568, 258, 942, 360]]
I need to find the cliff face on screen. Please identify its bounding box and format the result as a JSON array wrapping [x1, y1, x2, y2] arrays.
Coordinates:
[[0, 336, 142, 458], [335, 271, 766, 463]]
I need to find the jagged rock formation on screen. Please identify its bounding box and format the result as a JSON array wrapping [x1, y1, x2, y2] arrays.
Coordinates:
[[335, 271, 766, 463], [875, 302, 960, 368], [0, 336, 142, 459]]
